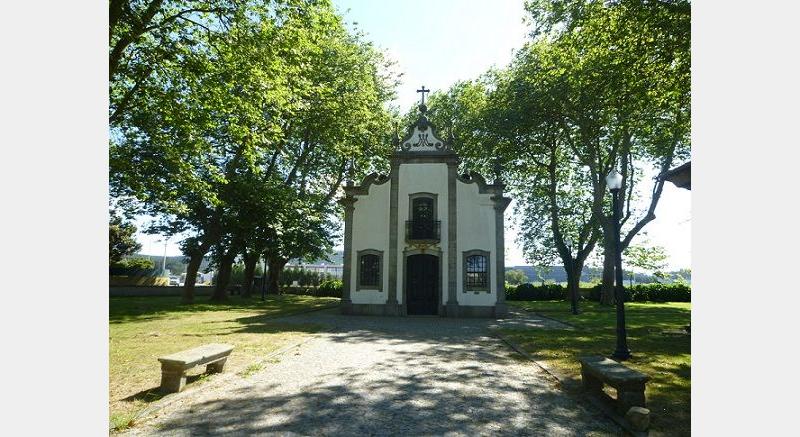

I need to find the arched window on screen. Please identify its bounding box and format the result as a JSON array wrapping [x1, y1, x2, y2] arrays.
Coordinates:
[[357, 250, 383, 291], [463, 250, 490, 291]]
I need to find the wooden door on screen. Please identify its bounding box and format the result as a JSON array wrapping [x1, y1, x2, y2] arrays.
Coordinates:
[[406, 254, 438, 315]]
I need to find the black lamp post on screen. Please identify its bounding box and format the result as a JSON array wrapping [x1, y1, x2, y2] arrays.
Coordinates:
[[565, 236, 579, 315], [606, 169, 631, 361], [261, 253, 267, 301]]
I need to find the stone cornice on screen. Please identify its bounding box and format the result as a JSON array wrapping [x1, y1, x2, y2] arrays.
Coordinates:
[[344, 172, 390, 196], [491, 195, 512, 212], [337, 195, 358, 209], [457, 172, 504, 195], [391, 155, 461, 166]]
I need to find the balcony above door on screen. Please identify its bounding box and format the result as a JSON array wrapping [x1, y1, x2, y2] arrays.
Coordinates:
[[405, 220, 440, 244]]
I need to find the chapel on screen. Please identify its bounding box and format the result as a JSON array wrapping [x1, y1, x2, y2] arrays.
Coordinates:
[[339, 88, 511, 318]]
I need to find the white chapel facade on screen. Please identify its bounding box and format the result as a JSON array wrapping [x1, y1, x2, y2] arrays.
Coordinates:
[[339, 90, 510, 318]]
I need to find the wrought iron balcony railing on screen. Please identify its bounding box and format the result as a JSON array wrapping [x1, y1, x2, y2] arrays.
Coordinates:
[[405, 220, 441, 242]]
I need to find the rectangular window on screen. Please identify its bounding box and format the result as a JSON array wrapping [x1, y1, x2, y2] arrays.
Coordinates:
[[357, 250, 383, 291], [463, 250, 490, 291]]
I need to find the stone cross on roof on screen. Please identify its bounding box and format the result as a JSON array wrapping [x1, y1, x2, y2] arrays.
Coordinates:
[[416, 85, 430, 106]]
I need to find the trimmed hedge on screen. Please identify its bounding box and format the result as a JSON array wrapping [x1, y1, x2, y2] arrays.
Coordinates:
[[506, 283, 567, 301], [280, 280, 343, 298], [110, 258, 158, 276], [281, 286, 320, 296], [588, 283, 691, 302]]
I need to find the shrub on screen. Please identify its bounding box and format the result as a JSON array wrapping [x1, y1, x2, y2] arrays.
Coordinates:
[[281, 286, 319, 296], [281, 268, 335, 287], [317, 280, 343, 298], [278, 280, 342, 298], [588, 283, 690, 302], [505, 283, 518, 301], [109, 258, 157, 276], [508, 283, 566, 301]]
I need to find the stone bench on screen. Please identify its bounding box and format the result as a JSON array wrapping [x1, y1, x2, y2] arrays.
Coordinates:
[[579, 355, 650, 415], [158, 343, 234, 393]]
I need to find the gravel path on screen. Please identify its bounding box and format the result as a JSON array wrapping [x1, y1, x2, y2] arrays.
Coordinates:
[[124, 308, 618, 436]]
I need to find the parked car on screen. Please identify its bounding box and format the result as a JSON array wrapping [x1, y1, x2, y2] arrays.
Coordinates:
[[169, 276, 180, 286]]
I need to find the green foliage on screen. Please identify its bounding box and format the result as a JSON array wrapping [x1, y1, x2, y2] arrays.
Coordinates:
[[227, 263, 265, 286], [317, 280, 343, 298], [110, 0, 399, 295], [507, 283, 567, 301], [588, 283, 690, 302], [674, 267, 691, 284], [272, 280, 342, 298], [534, 265, 554, 284], [505, 283, 517, 300], [426, 0, 690, 305], [109, 212, 141, 264], [505, 269, 529, 285], [110, 258, 157, 276], [624, 241, 669, 278]]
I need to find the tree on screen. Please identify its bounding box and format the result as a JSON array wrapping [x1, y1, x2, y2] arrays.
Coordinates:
[[534, 265, 553, 285], [111, 0, 397, 303], [624, 241, 669, 282], [520, 0, 691, 304], [109, 0, 241, 125], [506, 269, 528, 285], [674, 267, 691, 284], [427, 0, 689, 311], [425, 59, 602, 315], [109, 211, 141, 264]]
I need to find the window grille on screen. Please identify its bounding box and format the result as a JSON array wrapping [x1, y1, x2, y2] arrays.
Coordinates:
[[465, 255, 488, 288], [359, 254, 380, 287]]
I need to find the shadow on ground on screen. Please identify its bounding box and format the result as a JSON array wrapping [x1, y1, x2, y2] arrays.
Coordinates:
[[140, 309, 617, 436]]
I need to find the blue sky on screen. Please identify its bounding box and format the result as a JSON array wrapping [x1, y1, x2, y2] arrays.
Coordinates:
[[136, 0, 691, 270]]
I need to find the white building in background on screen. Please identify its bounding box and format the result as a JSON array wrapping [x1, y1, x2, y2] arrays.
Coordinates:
[[285, 263, 343, 278], [339, 92, 510, 318]]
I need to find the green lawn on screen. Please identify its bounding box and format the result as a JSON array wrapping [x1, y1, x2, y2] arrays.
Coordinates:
[[109, 294, 339, 431], [503, 300, 690, 436]]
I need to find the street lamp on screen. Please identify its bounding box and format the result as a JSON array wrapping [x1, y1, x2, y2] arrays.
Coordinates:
[[261, 253, 267, 301], [564, 236, 579, 315], [606, 169, 631, 361]]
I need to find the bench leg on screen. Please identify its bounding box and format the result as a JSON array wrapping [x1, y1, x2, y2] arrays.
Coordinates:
[[206, 358, 227, 374], [618, 388, 646, 414], [581, 369, 603, 395], [160, 367, 187, 393]]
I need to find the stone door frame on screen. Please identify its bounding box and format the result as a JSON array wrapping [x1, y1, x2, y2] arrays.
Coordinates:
[[402, 247, 443, 316]]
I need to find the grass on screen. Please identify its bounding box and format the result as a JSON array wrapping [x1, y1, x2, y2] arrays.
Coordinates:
[[109, 294, 339, 431], [502, 300, 690, 436]]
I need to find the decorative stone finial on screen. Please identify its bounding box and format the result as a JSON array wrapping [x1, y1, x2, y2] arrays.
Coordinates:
[[392, 122, 400, 147], [345, 161, 355, 187], [493, 156, 503, 184]]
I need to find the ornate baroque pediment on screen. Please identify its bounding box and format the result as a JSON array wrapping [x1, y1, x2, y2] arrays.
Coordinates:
[[399, 120, 451, 153], [394, 87, 456, 156]]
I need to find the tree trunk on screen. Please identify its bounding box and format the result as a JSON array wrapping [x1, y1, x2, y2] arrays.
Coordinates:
[[210, 251, 236, 301], [241, 251, 258, 298], [600, 242, 616, 305], [182, 254, 203, 304], [267, 257, 287, 295], [566, 260, 584, 315], [182, 242, 211, 304]]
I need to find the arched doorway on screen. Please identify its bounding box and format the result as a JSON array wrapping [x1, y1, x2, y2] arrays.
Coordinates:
[[406, 254, 439, 315]]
